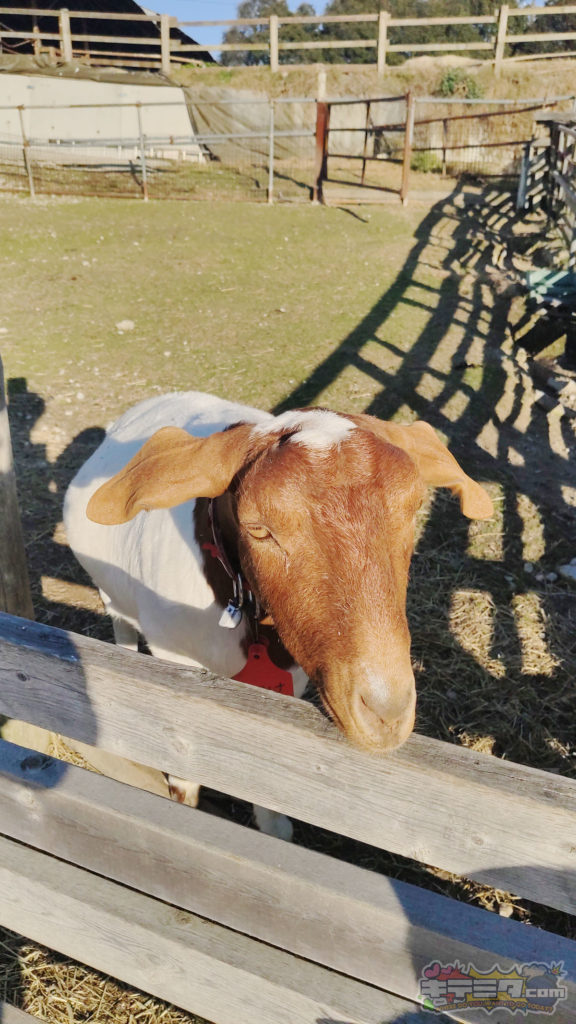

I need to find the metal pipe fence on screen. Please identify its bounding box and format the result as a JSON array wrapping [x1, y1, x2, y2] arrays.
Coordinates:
[[0, 94, 574, 204]]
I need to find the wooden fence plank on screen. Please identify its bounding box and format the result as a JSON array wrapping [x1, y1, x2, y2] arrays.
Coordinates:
[[0, 833, 432, 1024], [494, 3, 509, 74], [388, 41, 493, 52], [280, 38, 377, 50], [0, 361, 34, 620], [0, 1007, 41, 1024], [0, 7, 158, 19], [0, 738, 574, 1023], [58, 8, 73, 62], [508, 3, 576, 14], [511, 30, 576, 43], [0, 614, 575, 914], [160, 11, 171, 75], [390, 15, 496, 25]]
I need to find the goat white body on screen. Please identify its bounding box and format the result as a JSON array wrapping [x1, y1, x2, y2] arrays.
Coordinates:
[[65, 391, 308, 839], [65, 392, 306, 691]]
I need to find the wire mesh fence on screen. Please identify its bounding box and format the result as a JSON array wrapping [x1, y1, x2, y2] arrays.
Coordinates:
[[1, 94, 575, 203], [188, 96, 317, 202], [0, 97, 317, 202], [412, 97, 575, 181]]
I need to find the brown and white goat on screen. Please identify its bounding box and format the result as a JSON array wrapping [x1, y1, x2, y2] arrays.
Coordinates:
[[64, 391, 493, 837]]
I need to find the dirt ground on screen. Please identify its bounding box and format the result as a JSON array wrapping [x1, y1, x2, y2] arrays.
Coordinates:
[[1, 186, 576, 1021]]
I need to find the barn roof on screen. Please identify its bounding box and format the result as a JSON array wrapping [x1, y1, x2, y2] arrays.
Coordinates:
[[0, 0, 214, 67]]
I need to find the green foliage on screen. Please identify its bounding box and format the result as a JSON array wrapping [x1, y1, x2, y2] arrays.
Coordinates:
[[218, 0, 576, 68], [221, 0, 319, 66], [438, 68, 484, 99], [510, 0, 576, 57], [317, 0, 520, 65], [411, 151, 442, 173]]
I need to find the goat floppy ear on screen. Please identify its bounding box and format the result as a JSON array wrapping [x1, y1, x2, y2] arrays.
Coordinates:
[[87, 424, 256, 525], [352, 414, 493, 520]]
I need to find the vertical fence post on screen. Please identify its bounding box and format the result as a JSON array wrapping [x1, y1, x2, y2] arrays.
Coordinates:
[[377, 10, 389, 78], [17, 106, 34, 199], [400, 91, 414, 205], [516, 140, 531, 211], [136, 104, 149, 201], [547, 121, 560, 222], [59, 8, 73, 62], [313, 101, 330, 204], [317, 67, 326, 101], [160, 13, 172, 76], [268, 100, 275, 204], [442, 118, 448, 176], [361, 100, 371, 186], [494, 4, 509, 76], [269, 14, 279, 72], [32, 24, 41, 56], [0, 357, 34, 620]]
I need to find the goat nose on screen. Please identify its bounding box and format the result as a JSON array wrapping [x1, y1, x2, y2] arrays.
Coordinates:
[[354, 675, 416, 751]]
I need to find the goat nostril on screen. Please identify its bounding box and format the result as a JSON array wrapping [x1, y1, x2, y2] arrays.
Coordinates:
[[360, 693, 386, 727]]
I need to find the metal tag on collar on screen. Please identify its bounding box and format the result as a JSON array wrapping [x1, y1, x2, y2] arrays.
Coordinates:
[[219, 601, 243, 629], [219, 574, 244, 629]]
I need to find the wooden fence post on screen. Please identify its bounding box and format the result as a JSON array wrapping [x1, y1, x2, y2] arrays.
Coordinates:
[[361, 100, 371, 186], [136, 104, 149, 201], [377, 10, 389, 77], [313, 101, 330, 204], [269, 14, 279, 72], [17, 106, 34, 200], [160, 13, 171, 76], [400, 91, 414, 205], [58, 8, 73, 62], [494, 4, 509, 76], [0, 358, 34, 620], [267, 100, 275, 204]]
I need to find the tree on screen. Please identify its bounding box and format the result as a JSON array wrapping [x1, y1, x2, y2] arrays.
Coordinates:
[[318, 0, 519, 66], [510, 0, 576, 57], [221, 0, 320, 66]]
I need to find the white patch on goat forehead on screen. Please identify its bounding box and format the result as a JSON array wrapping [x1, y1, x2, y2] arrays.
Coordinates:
[[252, 409, 355, 450]]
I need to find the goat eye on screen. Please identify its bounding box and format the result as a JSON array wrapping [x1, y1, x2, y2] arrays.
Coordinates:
[[245, 525, 271, 540]]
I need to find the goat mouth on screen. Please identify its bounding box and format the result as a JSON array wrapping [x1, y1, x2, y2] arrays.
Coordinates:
[[316, 678, 415, 754]]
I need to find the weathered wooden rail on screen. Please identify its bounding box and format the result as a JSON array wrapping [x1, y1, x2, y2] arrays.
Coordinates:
[[0, 611, 575, 1023], [2, 4, 576, 74]]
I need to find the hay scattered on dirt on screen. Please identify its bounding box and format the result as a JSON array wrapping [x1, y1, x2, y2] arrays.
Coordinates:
[[0, 930, 206, 1024]]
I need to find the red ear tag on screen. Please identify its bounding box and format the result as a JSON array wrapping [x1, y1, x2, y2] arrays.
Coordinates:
[[233, 642, 294, 696]]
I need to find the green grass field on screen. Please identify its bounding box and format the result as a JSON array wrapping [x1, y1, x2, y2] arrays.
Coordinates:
[[1, 194, 430, 421]]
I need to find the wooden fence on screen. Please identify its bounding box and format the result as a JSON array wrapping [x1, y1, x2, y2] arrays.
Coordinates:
[[517, 114, 576, 258], [0, 355, 576, 1022], [549, 117, 576, 265], [2, 4, 576, 74]]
